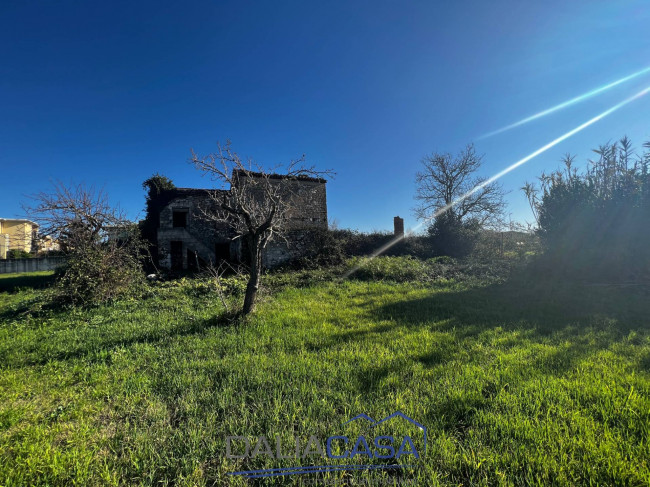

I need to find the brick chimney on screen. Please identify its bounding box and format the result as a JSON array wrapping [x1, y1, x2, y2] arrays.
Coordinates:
[[394, 216, 404, 237]]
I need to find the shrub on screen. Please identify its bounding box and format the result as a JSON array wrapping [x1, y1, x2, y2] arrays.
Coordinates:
[[4, 249, 32, 259], [346, 256, 430, 282], [530, 138, 650, 281], [55, 226, 147, 306], [292, 228, 347, 268], [426, 214, 480, 258], [330, 230, 431, 259], [286, 229, 432, 270], [428, 255, 455, 265], [345, 254, 515, 284], [25, 182, 148, 306]]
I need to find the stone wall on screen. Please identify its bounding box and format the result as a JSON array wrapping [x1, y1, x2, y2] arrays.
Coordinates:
[[157, 189, 233, 269], [232, 174, 328, 231], [284, 179, 328, 230], [156, 176, 328, 270]]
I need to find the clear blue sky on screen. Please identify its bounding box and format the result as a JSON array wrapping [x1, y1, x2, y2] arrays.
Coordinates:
[[2, 0, 649, 232]]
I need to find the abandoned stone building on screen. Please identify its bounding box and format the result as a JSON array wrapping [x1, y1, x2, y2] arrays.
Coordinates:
[[155, 171, 327, 270]]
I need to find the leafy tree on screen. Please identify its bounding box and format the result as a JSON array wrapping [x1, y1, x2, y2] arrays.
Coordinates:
[[140, 174, 176, 268]]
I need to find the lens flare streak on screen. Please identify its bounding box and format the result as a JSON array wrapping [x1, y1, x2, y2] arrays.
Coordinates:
[[343, 85, 650, 279], [478, 66, 650, 140]]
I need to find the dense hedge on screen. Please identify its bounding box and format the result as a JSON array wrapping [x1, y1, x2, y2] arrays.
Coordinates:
[[291, 229, 434, 268], [292, 227, 536, 269], [533, 138, 650, 281]]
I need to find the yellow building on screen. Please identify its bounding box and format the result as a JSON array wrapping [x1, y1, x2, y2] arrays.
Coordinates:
[[0, 219, 39, 259]]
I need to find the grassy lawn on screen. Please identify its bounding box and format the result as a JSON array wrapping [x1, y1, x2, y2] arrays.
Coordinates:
[[1, 266, 649, 485], [0, 271, 56, 293]]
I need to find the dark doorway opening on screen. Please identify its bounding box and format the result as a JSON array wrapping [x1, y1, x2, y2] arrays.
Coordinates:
[[215, 242, 230, 263], [170, 241, 183, 270]]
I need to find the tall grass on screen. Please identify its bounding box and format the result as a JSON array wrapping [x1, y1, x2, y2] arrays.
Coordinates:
[[1, 268, 649, 485]]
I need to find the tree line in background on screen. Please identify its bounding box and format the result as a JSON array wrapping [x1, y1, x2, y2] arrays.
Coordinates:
[[18, 136, 650, 310]]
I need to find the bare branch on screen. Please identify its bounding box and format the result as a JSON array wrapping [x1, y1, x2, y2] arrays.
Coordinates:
[[23, 181, 130, 250], [189, 141, 334, 314], [414, 144, 506, 228]]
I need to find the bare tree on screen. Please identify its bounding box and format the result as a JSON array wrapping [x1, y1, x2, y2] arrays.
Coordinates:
[[190, 141, 333, 315], [25, 182, 127, 249], [414, 144, 506, 227], [24, 182, 145, 304]]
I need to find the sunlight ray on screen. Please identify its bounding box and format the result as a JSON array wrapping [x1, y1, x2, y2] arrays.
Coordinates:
[[478, 66, 650, 140], [344, 85, 650, 279]]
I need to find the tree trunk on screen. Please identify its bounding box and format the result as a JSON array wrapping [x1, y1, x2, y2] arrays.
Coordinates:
[[242, 236, 262, 315]]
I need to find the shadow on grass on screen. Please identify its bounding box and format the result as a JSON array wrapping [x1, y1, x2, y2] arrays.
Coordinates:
[[0, 272, 56, 293], [334, 274, 650, 439], [371, 276, 650, 336], [327, 273, 650, 404], [1, 310, 241, 369], [0, 294, 63, 325]]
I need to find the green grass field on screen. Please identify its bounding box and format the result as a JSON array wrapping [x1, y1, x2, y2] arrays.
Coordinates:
[[1, 265, 649, 486], [0, 271, 56, 293]]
